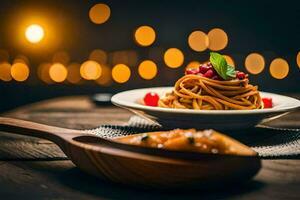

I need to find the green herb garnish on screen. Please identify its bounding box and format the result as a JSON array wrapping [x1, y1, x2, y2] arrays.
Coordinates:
[[209, 52, 236, 80], [141, 133, 149, 142], [187, 136, 195, 144]]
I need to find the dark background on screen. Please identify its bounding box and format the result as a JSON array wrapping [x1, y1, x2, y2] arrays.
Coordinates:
[[0, 0, 299, 112]]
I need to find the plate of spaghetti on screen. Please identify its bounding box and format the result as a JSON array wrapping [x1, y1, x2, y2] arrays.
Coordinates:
[[112, 53, 300, 129]]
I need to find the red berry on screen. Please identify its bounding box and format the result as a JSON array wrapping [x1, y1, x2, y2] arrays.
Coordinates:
[[144, 92, 159, 107], [199, 65, 212, 74], [204, 69, 214, 78], [237, 71, 245, 80], [262, 97, 273, 108], [186, 68, 200, 75]]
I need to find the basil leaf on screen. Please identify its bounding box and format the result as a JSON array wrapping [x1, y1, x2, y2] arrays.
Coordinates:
[[226, 64, 236, 78], [210, 52, 228, 80]]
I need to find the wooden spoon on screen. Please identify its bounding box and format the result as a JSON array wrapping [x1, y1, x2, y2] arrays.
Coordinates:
[[0, 117, 261, 189]]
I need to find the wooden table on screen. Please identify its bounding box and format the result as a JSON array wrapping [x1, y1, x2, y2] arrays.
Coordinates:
[[0, 96, 299, 199]]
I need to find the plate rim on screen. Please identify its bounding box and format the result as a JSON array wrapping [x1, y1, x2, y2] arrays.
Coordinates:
[[111, 87, 300, 115]]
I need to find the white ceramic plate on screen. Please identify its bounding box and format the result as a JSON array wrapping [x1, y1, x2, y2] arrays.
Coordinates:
[[111, 87, 300, 129]]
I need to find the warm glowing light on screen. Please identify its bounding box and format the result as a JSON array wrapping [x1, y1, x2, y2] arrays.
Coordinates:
[[11, 63, 30, 82], [245, 53, 265, 74], [38, 63, 52, 84], [138, 60, 157, 80], [52, 51, 70, 65], [49, 63, 68, 83], [186, 61, 201, 69], [269, 58, 289, 79], [89, 49, 107, 64], [96, 65, 112, 86], [297, 52, 300, 68], [134, 26, 156, 47], [223, 55, 235, 66], [0, 62, 12, 81], [164, 48, 184, 68], [25, 24, 44, 43], [208, 28, 228, 51], [112, 64, 131, 83], [80, 60, 102, 80], [89, 3, 111, 24], [67, 63, 81, 84], [188, 31, 209, 52]]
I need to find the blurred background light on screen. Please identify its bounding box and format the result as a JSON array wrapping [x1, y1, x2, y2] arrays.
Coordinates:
[[25, 24, 44, 44], [134, 25, 156, 47], [89, 3, 111, 24], [186, 61, 201, 69], [138, 60, 157, 80], [80, 60, 102, 80], [38, 63, 52, 84], [0, 62, 12, 81], [208, 28, 228, 51], [49, 63, 68, 83], [188, 31, 208, 52], [14, 55, 30, 65], [112, 64, 131, 83], [269, 58, 289, 79], [52, 51, 70, 65], [297, 51, 300, 68], [89, 49, 107, 64], [11, 62, 30, 82], [164, 48, 184, 68], [245, 53, 265, 74], [67, 63, 81, 84], [95, 64, 112, 86]]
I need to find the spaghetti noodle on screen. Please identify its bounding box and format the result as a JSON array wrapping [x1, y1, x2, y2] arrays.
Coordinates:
[[158, 74, 263, 110]]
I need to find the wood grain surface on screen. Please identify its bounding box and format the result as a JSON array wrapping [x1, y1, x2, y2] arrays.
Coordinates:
[[0, 95, 299, 199]]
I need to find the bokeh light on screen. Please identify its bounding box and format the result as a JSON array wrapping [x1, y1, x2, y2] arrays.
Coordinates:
[[11, 62, 30, 82], [96, 65, 112, 86], [49, 63, 68, 83], [186, 61, 201, 69], [188, 31, 209, 52], [134, 26, 156, 47], [89, 49, 107, 64], [80, 60, 102, 80], [67, 63, 81, 84], [52, 51, 70, 65], [269, 58, 289, 79], [14, 55, 30, 67], [245, 53, 265, 74], [208, 28, 228, 51], [223, 55, 235, 66], [138, 60, 157, 80], [112, 64, 131, 83], [0, 62, 12, 81], [164, 48, 184, 68], [89, 3, 111, 24], [38, 63, 52, 84], [297, 51, 300, 68], [25, 24, 44, 43]]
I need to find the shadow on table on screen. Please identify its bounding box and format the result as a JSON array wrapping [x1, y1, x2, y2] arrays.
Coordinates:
[[59, 167, 266, 200]]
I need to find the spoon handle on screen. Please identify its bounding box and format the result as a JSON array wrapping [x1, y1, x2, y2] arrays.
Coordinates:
[[0, 117, 83, 145]]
